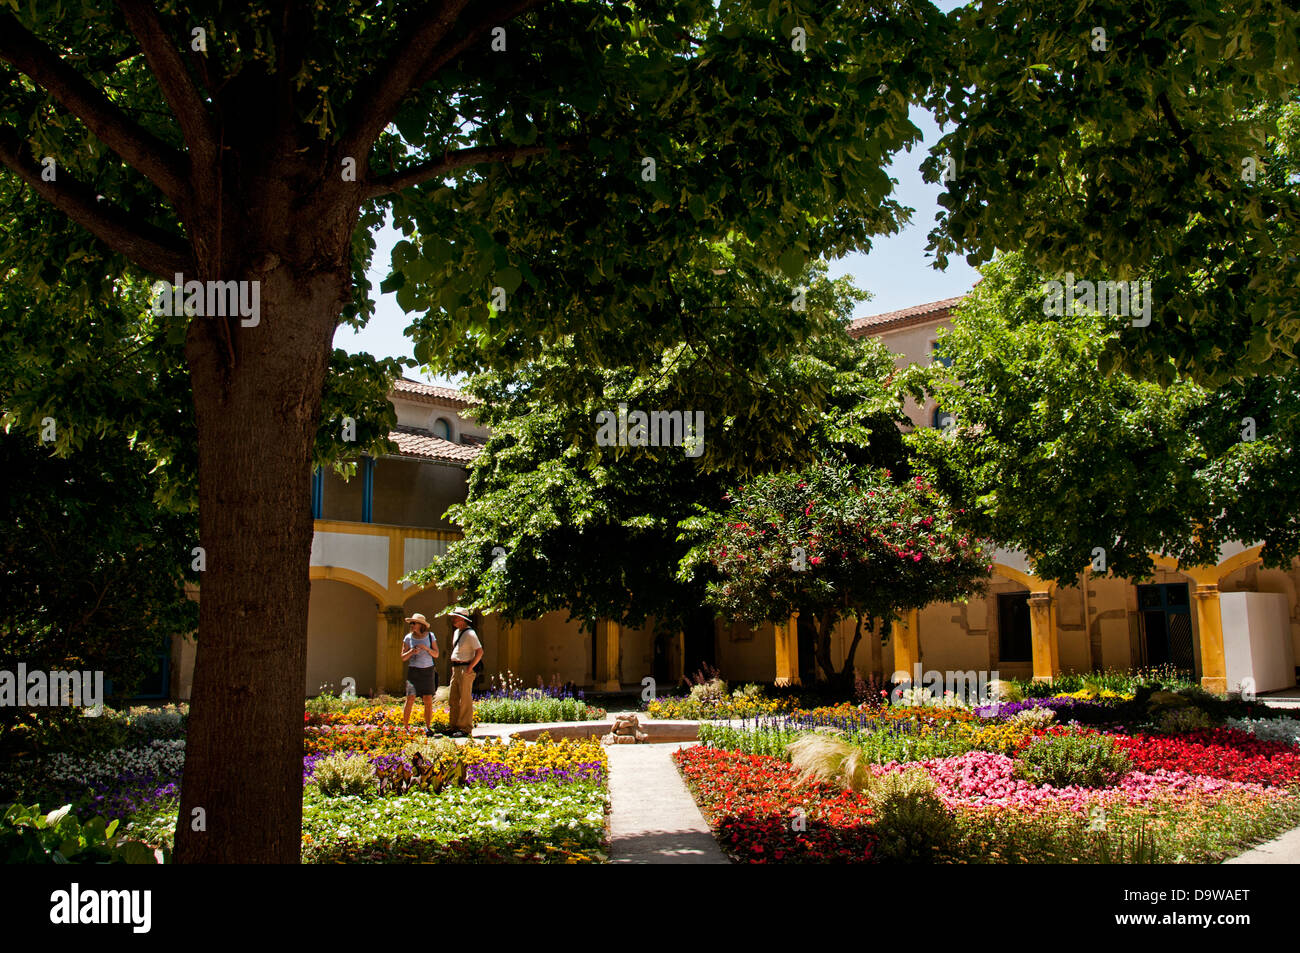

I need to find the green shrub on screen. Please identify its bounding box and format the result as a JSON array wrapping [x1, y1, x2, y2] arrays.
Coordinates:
[[867, 767, 954, 862], [689, 678, 729, 706], [1014, 730, 1131, 788], [312, 752, 376, 797], [0, 803, 164, 863], [1155, 706, 1215, 734]]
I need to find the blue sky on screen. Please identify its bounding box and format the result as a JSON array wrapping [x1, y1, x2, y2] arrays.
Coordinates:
[[333, 108, 980, 386]]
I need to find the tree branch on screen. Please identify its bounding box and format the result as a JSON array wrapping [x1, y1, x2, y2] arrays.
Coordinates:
[[115, 0, 219, 172], [363, 138, 582, 198], [341, 0, 472, 157], [0, 14, 190, 204], [1156, 91, 1231, 195], [342, 0, 552, 158], [0, 125, 192, 277]]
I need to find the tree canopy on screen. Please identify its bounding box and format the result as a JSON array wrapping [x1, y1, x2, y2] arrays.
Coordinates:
[[909, 253, 1300, 586]]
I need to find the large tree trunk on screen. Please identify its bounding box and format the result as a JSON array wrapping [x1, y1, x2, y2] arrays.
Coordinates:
[[173, 190, 355, 861]]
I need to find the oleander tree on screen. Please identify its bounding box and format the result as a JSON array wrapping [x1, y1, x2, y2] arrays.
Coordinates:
[[905, 253, 1300, 586], [693, 464, 994, 687]]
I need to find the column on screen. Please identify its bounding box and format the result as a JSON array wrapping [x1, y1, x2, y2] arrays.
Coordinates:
[[890, 608, 920, 682], [376, 606, 406, 695], [1028, 591, 1060, 683], [1193, 583, 1227, 693], [595, 619, 621, 691], [503, 621, 523, 679], [361, 456, 375, 523], [774, 613, 801, 687]]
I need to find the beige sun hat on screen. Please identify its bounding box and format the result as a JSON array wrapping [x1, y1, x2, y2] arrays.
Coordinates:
[[404, 612, 430, 630], [444, 606, 475, 624]]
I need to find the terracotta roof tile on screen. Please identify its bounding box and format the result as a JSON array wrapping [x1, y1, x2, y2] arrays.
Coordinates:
[[847, 295, 966, 338], [390, 378, 474, 408], [388, 425, 481, 465]]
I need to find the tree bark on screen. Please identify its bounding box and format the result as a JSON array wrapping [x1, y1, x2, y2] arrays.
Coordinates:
[[173, 192, 355, 861]]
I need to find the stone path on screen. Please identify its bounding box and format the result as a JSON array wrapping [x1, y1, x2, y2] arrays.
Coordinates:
[[604, 742, 729, 864], [1223, 823, 1300, 864]]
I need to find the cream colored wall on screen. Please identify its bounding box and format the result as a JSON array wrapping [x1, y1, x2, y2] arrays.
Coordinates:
[[306, 579, 380, 696], [392, 396, 491, 443], [715, 619, 777, 684], [872, 318, 952, 429], [520, 612, 590, 688], [1222, 559, 1300, 662]]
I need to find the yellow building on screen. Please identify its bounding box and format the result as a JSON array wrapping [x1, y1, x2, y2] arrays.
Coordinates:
[[169, 302, 1300, 698]]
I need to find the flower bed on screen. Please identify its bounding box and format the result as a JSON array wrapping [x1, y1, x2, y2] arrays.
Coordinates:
[[1112, 729, 1300, 787], [674, 746, 876, 863], [680, 708, 1300, 863]]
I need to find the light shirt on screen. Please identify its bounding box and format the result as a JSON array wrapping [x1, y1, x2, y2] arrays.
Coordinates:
[[403, 632, 435, 668], [450, 627, 481, 663]]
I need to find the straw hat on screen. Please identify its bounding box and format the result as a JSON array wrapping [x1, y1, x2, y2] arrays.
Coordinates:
[[404, 612, 430, 631], [445, 606, 474, 624]]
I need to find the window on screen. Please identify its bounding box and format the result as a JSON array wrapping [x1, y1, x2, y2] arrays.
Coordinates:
[[997, 593, 1033, 663], [932, 407, 955, 430], [432, 417, 452, 440], [931, 339, 953, 368]]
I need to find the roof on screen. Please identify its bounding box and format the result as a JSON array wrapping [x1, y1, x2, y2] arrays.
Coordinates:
[[390, 378, 474, 408], [387, 425, 482, 465], [847, 295, 966, 338]]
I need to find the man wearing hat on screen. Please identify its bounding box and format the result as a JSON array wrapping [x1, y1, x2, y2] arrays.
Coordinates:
[[400, 612, 439, 735], [445, 607, 483, 738]]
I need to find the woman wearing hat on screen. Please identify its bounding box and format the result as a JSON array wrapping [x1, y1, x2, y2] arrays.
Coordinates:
[[445, 607, 483, 738], [400, 612, 439, 734]]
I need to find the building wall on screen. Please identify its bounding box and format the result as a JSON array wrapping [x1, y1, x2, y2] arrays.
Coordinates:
[[305, 579, 380, 696], [371, 458, 466, 528]]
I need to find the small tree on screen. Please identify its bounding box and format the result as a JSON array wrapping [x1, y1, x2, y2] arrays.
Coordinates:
[[696, 465, 992, 687]]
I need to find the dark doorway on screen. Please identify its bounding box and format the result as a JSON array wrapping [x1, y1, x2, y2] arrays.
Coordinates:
[[796, 613, 820, 683], [652, 632, 673, 687], [1137, 583, 1195, 671], [997, 592, 1033, 663], [682, 608, 716, 679]]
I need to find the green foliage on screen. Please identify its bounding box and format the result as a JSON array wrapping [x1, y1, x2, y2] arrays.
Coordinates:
[[410, 301, 912, 632], [697, 464, 992, 632], [910, 253, 1300, 582], [925, 1, 1300, 385], [473, 695, 603, 724], [311, 753, 376, 798], [867, 767, 955, 863], [1015, 730, 1132, 788], [0, 802, 164, 864]]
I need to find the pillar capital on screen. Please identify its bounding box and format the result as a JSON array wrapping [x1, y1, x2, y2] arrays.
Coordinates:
[[1193, 583, 1220, 599], [384, 605, 407, 625], [1027, 591, 1053, 608]]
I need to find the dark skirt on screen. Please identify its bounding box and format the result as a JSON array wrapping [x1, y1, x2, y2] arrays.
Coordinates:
[[405, 665, 438, 697]]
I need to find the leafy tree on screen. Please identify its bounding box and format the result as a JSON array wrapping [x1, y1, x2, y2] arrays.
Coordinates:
[[412, 265, 911, 676], [908, 253, 1300, 586], [924, 2, 1300, 385], [0, 427, 198, 744], [693, 464, 993, 686], [0, 0, 948, 862]]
